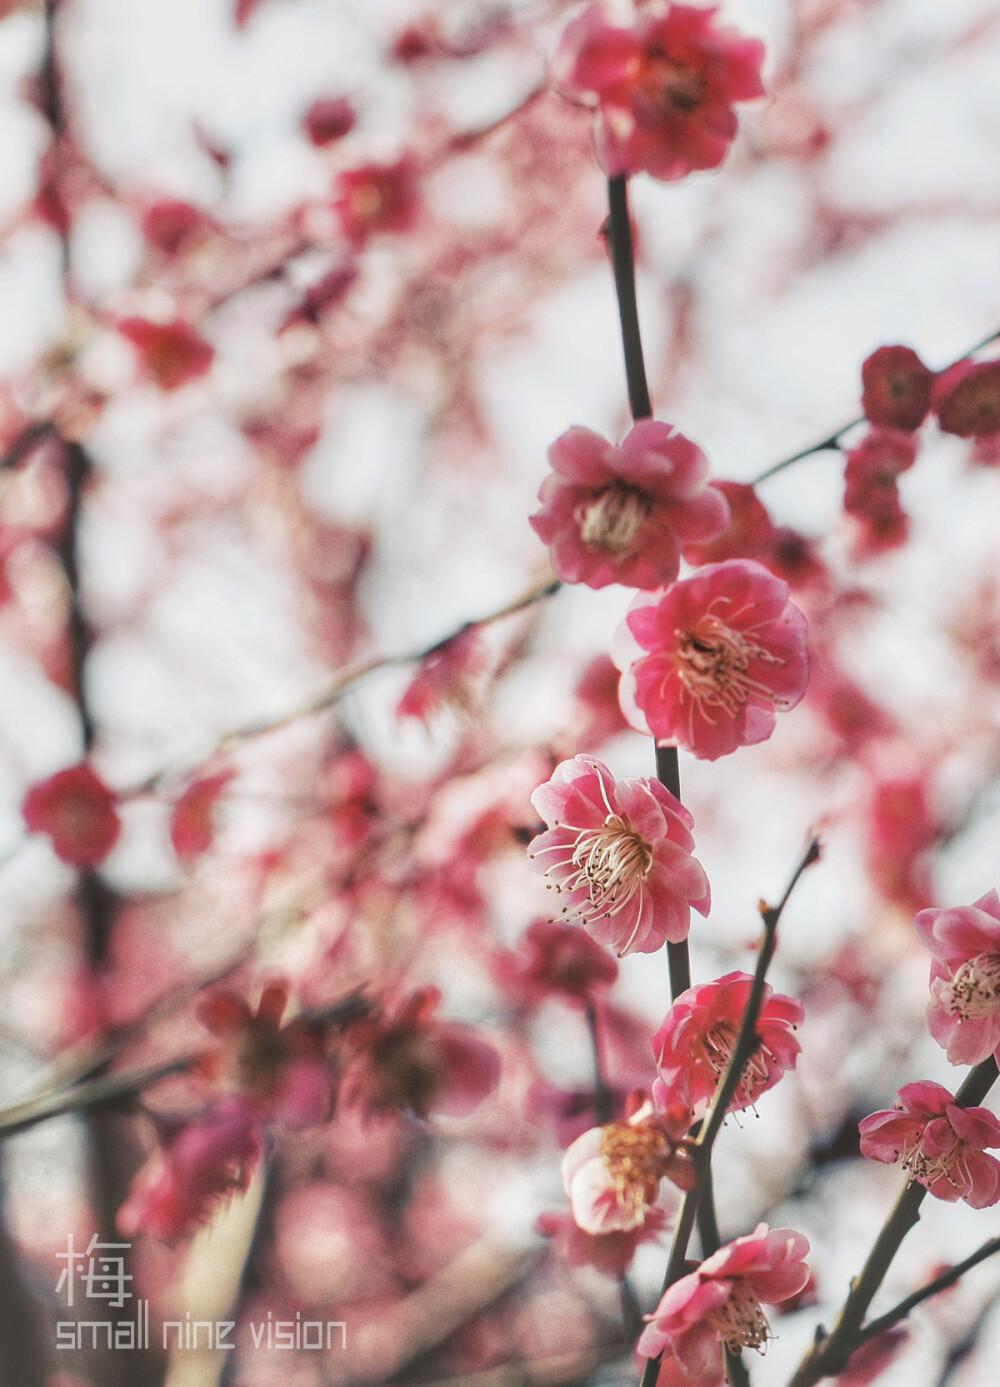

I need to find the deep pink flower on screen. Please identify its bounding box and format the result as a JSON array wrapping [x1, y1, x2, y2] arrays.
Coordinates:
[[396, 628, 488, 724], [682, 480, 825, 591], [117, 1098, 262, 1242], [23, 763, 121, 868], [339, 987, 500, 1119], [528, 755, 710, 956], [303, 96, 355, 146], [914, 889, 1000, 1065], [637, 1223, 811, 1374], [502, 918, 619, 1007], [933, 359, 1000, 439], [859, 1080, 1000, 1208], [843, 427, 918, 555], [861, 346, 935, 431], [613, 559, 809, 760], [530, 421, 728, 589], [553, 2, 765, 182], [118, 317, 214, 391], [561, 1098, 694, 1235], [653, 971, 803, 1116], [333, 155, 419, 244]]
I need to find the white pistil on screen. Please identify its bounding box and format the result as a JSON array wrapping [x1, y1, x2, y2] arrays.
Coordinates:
[[942, 953, 1000, 1021], [576, 483, 652, 559], [673, 614, 786, 723]]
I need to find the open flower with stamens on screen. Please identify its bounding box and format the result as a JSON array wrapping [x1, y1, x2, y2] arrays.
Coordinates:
[[528, 756, 710, 956], [653, 972, 804, 1117], [914, 890, 1000, 1064], [530, 421, 728, 589], [613, 559, 809, 760], [638, 1224, 811, 1376], [561, 1097, 695, 1235], [859, 1081, 1000, 1208]]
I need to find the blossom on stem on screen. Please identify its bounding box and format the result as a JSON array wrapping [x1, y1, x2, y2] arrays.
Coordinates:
[[637, 1223, 811, 1376], [653, 971, 803, 1116], [530, 421, 728, 589], [552, 2, 765, 183], [859, 1080, 1000, 1208], [933, 359, 1000, 439], [681, 480, 825, 591], [613, 559, 809, 760], [536, 1203, 669, 1276], [501, 918, 618, 1008], [861, 345, 935, 432], [843, 427, 918, 556], [528, 755, 710, 956], [914, 889, 1000, 1065], [23, 763, 121, 868], [333, 155, 420, 244], [561, 1097, 694, 1235]]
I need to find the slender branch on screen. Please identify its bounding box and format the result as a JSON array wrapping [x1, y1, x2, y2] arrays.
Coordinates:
[[749, 324, 1000, 487], [0, 988, 370, 1141], [606, 176, 653, 421], [786, 1053, 1000, 1387], [0, 420, 56, 473], [640, 840, 821, 1387], [857, 1235, 1000, 1347]]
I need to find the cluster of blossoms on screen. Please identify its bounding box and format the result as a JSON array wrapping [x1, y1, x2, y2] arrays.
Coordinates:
[[858, 890, 1000, 1208], [525, 8, 817, 1376], [847, 344, 1000, 554]]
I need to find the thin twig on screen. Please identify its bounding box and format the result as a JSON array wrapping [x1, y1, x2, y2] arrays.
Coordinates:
[[639, 839, 821, 1387], [749, 324, 1000, 487], [786, 1054, 1000, 1387]]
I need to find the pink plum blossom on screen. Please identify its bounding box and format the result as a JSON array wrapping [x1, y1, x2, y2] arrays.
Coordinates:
[[859, 1080, 1000, 1208], [653, 971, 804, 1116], [914, 889, 1000, 1064], [530, 421, 728, 589], [552, 2, 766, 183], [561, 1098, 694, 1235], [637, 1223, 811, 1375], [528, 755, 710, 956], [613, 559, 810, 760]]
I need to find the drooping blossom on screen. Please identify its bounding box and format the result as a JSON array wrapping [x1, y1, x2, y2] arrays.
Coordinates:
[[333, 155, 420, 244], [23, 763, 121, 868], [530, 421, 728, 589], [117, 1097, 261, 1242], [859, 1080, 1000, 1208], [561, 1097, 694, 1235], [613, 559, 810, 761], [933, 359, 1000, 439], [339, 987, 500, 1119], [861, 345, 935, 431], [653, 971, 804, 1116], [528, 755, 710, 956], [843, 427, 918, 555], [637, 1224, 811, 1375], [862, 741, 940, 913], [552, 2, 766, 183], [914, 889, 1000, 1065], [500, 918, 618, 1008], [536, 1203, 670, 1276], [197, 980, 332, 1127], [118, 317, 214, 391]]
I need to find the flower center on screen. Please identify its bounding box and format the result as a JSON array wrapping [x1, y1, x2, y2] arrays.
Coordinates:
[[673, 615, 785, 721], [601, 1120, 674, 1217], [699, 1021, 776, 1109], [900, 1127, 970, 1192], [566, 813, 653, 916], [576, 483, 652, 559], [941, 953, 1000, 1021], [708, 1282, 773, 1355], [636, 52, 706, 123]]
